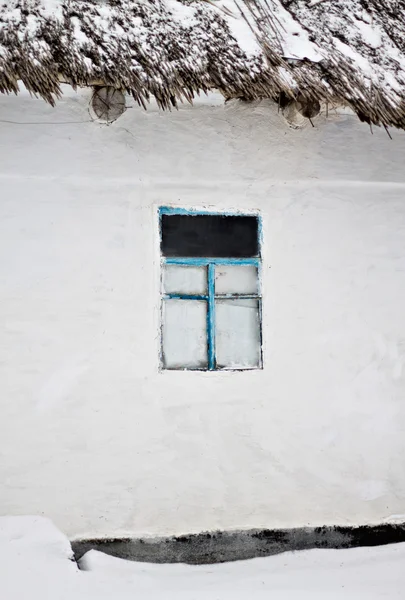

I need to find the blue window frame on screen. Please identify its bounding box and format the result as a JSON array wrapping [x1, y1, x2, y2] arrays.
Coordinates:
[[159, 207, 262, 371]]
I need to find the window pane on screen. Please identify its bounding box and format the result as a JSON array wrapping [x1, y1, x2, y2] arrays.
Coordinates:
[[162, 299, 207, 369], [163, 265, 207, 295], [161, 214, 259, 258], [215, 265, 258, 295], [215, 299, 261, 369]]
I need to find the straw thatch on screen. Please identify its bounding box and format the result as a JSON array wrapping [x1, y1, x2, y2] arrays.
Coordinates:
[[0, 0, 405, 128]]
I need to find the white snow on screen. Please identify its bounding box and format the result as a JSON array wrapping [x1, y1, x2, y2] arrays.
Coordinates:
[[212, 0, 324, 61], [354, 18, 382, 49], [333, 38, 373, 77], [40, 0, 63, 19], [217, 0, 262, 56], [271, 2, 323, 61], [166, 0, 322, 61], [1, 516, 405, 599], [166, 0, 199, 28]]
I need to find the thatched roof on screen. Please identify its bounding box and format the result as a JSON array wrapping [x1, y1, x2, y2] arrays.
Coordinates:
[[1, 0, 405, 128]]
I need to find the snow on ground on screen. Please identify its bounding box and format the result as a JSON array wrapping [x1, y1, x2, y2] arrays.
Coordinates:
[[1, 516, 405, 599]]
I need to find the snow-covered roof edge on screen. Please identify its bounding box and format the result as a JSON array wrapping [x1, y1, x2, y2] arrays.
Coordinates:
[[0, 0, 404, 129]]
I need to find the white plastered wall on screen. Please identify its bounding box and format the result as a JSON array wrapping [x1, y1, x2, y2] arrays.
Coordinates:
[[0, 87, 404, 538]]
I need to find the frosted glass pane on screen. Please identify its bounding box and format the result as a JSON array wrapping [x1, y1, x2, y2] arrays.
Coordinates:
[[215, 265, 258, 295], [163, 265, 207, 295], [216, 299, 261, 369], [162, 299, 207, 369]]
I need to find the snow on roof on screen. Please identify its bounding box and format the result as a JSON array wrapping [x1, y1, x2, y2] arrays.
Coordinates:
[[0, 0, 404, 129]]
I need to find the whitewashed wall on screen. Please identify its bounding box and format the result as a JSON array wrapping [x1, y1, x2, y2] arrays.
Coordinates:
[[1, 87, 405, 539]]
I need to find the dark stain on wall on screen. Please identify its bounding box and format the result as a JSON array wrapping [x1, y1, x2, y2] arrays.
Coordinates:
[[72, 523, 405, 566]]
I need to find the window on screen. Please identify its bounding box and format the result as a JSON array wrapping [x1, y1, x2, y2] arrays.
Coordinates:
[[159, 208, 262, 371]]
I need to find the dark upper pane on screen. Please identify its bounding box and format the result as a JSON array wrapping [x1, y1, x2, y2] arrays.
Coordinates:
[[161, 214, 259, 258]]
